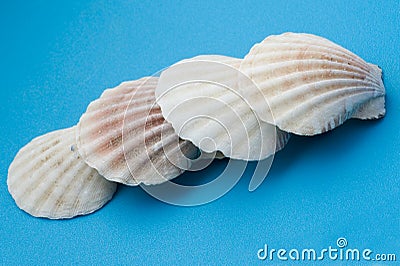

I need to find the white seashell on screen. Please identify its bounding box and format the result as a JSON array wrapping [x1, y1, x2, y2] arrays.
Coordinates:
[[77, 77, 199, 185], [239, 32, 386, 135], [7, 127, 117, 219], [155, 55, 290, 160]]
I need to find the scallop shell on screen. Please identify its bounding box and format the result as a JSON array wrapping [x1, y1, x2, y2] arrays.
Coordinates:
[[7, 127, 117, 219], [77, 77, 198, 185], [155, 55, 290, 160], [239, 32, 386, 135]]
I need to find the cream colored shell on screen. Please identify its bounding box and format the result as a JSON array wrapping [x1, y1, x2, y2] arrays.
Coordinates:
[[240, 32, 386, 135], [7, 127, 117, 219], [77, 77, 198, 185], [156, 55, 290, 160]]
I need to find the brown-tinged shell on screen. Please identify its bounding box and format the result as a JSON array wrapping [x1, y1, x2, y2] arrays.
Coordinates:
[[240, 32, 386, 135], [77, 77, 198, 185]]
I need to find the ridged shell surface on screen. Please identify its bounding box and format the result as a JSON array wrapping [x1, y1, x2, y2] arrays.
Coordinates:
[[156, 55, 290, 160], [77, 77, 198, 185], [7, 127, 117, 219], [240, 32, 386, 135]]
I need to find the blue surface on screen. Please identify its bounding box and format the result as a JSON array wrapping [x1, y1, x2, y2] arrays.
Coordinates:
[[1, 1, 399, 264]]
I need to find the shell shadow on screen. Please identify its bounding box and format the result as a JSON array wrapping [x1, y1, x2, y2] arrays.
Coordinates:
[[265, 118, 385, 182], [118, 117, 384, 213]]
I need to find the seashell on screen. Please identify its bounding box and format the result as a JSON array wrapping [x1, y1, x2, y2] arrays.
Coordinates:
[[239, 32, 386, 135], [7, 127, 117, 219], [77, 77, 199, 185], [155, 55, 290, 161]]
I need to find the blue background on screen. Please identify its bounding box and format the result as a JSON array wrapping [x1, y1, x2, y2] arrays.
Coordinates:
[[1, 1, 399, 264]]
